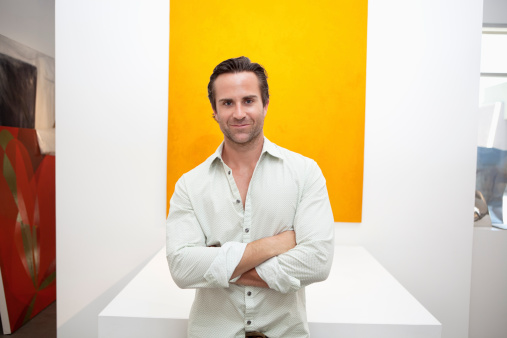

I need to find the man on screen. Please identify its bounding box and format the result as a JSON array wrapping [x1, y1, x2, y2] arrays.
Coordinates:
[[166, 56, 334, 337]]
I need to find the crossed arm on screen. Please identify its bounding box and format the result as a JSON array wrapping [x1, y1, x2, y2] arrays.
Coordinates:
[[166, 162, 334, 292], [230, 230, 296, 288]]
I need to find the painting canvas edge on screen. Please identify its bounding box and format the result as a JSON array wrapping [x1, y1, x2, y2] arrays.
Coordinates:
[[0, 266, 11, 334]]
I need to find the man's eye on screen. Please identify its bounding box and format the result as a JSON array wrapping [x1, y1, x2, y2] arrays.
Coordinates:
[[245, 99, 253, 104], [223, 101, 232, 106]]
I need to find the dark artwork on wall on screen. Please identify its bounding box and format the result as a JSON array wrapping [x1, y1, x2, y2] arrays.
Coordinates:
[[0, 53, 37, 128]]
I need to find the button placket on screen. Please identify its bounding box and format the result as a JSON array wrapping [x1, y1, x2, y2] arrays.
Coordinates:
[[245, 284, 255, 331], [223, 164, 243, 212], [243, 157, 264, 332], [242, 187, 252, 242]]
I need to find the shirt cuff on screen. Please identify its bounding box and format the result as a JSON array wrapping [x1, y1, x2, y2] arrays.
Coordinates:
[[256, 257, 301, 293], [203, 242, 247, 287]]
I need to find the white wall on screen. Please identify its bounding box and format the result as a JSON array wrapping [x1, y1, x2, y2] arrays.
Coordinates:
[[336, 1, 482, 338], [56, 1, 169, 337], [483, 0, 507, 26], [0, 0, 55, 58], [55, 1, 482, 338]]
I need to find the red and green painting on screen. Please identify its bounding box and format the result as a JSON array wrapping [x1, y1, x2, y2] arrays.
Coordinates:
[[0, 127, 55, 333]]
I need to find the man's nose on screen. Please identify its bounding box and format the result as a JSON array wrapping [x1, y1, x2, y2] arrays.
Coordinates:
[[233, 103, 246, 119]]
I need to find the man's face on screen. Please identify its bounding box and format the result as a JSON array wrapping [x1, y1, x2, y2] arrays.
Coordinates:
[[213, 71, 268, 146]]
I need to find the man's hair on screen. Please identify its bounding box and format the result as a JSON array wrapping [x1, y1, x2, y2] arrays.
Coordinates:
[[207, 56, 269, 112]]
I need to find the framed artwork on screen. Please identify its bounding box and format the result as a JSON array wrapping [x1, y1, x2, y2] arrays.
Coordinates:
[[0, 53, 37, 128], [0, 34, 55, 334]]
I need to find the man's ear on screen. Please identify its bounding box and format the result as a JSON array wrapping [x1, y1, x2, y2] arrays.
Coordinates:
[[212, 110, 218, 121], [263, 100, 269, 116]]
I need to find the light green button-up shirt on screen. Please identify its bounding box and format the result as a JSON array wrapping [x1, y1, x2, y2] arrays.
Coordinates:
[[166, 137, 334, 338]]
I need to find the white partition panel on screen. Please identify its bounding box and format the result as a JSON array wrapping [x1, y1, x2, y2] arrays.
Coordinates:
[[336, 1, 482, 338], [56, 1, 169, 337]]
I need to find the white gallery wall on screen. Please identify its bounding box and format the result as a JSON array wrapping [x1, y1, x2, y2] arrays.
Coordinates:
[[0, 0, 55, 58], [483, 0, 507, 25], [0, 0, 483, 337], [55, 1, 169, 337], [53, 1, 482, 338], [336, 1, 482, 338]]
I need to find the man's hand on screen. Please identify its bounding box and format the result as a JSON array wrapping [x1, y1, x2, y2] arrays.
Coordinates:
[[233, 268, 269, 288], [231, 230, 296, 280]]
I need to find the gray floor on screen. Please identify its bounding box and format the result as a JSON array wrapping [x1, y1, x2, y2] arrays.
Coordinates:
[[0, 302, 56, 337]]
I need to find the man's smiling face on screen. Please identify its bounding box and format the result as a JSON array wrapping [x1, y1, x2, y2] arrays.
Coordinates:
[[213, 71, 268, 146]]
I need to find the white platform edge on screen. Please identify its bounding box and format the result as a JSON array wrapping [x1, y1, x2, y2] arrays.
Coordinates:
[[99, 246, 441, 338]]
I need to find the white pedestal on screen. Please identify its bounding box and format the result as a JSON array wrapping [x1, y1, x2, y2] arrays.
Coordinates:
[[469, 227, 507, 338], [99, 246, 441, 338]]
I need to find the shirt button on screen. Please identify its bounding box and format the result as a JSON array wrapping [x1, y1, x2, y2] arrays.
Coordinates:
[[228, 171, 231, 175], [247, 320, 252, 325], [236, 199, 241, 204], [245, 228, 249, 233], [247, 291, 252, 296]]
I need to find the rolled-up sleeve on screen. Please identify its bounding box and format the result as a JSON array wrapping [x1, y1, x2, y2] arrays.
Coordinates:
[[256, 161, 334, 293], [166, 176, 246, 289]]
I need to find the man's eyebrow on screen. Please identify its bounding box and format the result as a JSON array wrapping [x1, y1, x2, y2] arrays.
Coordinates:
[[218, 95, 258, 102]]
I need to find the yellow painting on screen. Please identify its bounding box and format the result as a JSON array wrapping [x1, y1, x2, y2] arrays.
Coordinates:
[[168, 0, 368, 222]]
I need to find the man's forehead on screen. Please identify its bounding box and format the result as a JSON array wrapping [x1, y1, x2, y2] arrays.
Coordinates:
[[214, 71, 257, 83], [214, 72, 261, 96]]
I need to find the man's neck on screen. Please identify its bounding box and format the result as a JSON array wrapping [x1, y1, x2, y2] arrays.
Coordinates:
[[221, 134, 264, 170]]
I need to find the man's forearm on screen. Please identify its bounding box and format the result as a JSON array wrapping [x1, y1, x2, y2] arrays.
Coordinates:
[[230, 230, 296, 279], [233, 268, 269, 288]]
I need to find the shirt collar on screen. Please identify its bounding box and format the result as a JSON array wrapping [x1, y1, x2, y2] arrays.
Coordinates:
[[209, 136, 284, 168]]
